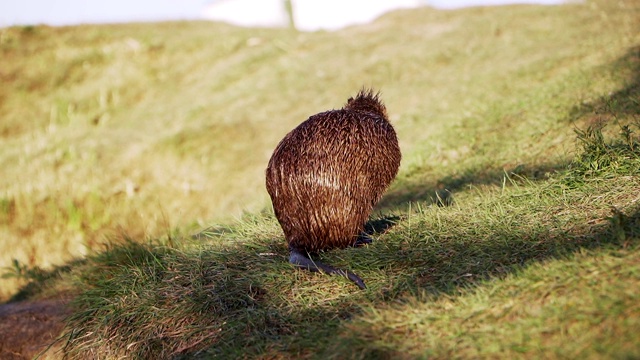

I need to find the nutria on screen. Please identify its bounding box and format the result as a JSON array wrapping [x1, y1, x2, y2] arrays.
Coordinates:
[[265, 89, 401, 289]]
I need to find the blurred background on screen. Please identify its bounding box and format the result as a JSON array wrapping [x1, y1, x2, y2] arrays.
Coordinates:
[[1, 0, 573, 30]]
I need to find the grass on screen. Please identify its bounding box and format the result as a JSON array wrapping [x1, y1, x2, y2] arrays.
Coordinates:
[[59, 121, 640, 358], [0, 0, 639, 358], [330, 246, 640, 359]]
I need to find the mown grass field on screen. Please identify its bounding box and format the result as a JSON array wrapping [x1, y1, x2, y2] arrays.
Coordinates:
[[0, 0, 639, 358]]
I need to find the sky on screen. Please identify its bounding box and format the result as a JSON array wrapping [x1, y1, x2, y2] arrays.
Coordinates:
[[0, 0, 573, 29], [0, 0, 207, 27]]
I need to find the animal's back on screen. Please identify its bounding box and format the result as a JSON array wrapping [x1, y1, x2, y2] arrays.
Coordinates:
[[266, 91, 400, 254]]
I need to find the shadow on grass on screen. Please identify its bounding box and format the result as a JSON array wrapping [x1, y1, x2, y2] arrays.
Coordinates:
[[393, 205, 639, 294], [4, 260, 84, 303], [567, 45, 640, 123], [363, 215, 402, 236], [41, 201, 638, 359], [321, 202, 640, 358], [376, 160, 569, 211], [8, 173, 638, 358]]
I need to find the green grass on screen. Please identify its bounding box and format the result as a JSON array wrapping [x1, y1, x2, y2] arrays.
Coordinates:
[[330, 246, 640, 359], [1, 0, 639, 358], [59, 123, 640, 358]]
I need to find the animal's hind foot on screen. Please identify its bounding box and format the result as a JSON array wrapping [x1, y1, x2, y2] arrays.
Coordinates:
[[289, 249, 367, 289]]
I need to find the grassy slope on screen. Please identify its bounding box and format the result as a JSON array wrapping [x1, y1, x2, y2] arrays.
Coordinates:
[[0, 0, 639, 358], [0, 1, 635, 296]]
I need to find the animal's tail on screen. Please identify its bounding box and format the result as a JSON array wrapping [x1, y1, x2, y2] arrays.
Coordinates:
[[289, 249, 366, 289]]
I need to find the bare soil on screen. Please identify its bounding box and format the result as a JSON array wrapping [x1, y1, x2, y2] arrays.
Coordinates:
[[0, 299, 70, 359]]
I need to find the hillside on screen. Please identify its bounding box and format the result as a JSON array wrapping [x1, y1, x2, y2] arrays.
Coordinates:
[[0, 0, 639, 358]]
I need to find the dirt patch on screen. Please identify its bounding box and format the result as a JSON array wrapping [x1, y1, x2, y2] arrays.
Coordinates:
[[0, 299, 71, 359]]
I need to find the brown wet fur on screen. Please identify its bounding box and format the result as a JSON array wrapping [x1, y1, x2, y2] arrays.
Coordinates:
[[266, 89, 401, 272]]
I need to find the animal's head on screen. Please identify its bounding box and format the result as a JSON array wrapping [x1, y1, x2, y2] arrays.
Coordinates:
[[344, 88, 388, 119]]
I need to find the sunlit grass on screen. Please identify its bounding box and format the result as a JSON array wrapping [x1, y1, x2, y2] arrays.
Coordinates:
[[59, 120, 640, 358]]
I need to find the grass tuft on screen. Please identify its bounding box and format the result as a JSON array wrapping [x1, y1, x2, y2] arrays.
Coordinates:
[[570, 121, 640, 179]]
